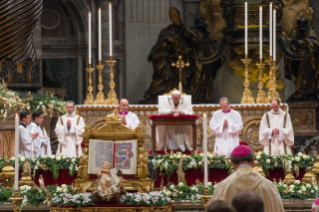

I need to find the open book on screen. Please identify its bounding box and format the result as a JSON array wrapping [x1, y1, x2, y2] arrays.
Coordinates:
[[88, 139, 138, 175]]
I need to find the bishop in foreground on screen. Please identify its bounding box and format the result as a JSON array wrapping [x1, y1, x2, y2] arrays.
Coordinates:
[[259, 98, 294, 155], [55, 100, 85, 158], [209, 142, 285, 212]]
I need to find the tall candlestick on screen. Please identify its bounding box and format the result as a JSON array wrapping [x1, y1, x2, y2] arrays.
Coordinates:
[[245, 2, 248, 55], [259, 7, 262, 59], [14, 114, 19, 190], [109, 3, 113, 57], [203, 113, 208, 187], [88, 12, 92, 64], [269, 3, 272, 56], [98, 8, 102, 61], [273, 9, 276, 61]]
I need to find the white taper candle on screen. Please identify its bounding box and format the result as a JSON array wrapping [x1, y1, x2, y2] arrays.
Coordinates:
[[259, 7, 262, 59], [15, 113, 19, 190], [88, 12, 92, 64], [269, 3, 272, 57], [203, 113, 208, 187], [245, 2, 248, 55], [109, 3, 113, 57], [273, 9, 276, 61], [98, 8, 102, 61]]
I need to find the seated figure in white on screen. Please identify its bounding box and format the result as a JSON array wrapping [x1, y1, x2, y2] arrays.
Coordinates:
[[157, 90, 193, 152]]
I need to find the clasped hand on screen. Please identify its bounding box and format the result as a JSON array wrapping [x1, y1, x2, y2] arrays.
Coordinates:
[[223, 119, 228, 128], [272, 128, 280, 134], [121, 114, 126, 124], [173, 109, 181, 117], [30, 132, 39, 139]]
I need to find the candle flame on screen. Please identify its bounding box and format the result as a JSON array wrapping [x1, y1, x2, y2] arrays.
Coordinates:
[[270, 2, 272, 5], [274, 9, 276, 12], [89, 12, 91, 14], [109, 3, 111, 6], [99, 8, 101, 11], [260, 6, 262, 9], [15, 113, 18, 118], [203, 113, 206, 117]]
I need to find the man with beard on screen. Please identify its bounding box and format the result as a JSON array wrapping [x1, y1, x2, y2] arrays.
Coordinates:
[[284, 17, 319, 100]]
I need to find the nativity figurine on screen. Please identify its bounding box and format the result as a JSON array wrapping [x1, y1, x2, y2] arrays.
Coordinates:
[[96, 161, 120, 197]]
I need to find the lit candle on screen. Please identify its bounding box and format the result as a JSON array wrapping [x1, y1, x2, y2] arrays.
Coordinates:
[[88, 12, 92, 64], [203, 113, 208, 187], [245, 2, 248, 55], [259, 7, 262, 59], [109, 3, 113, 57], [15, 113, 19, 190], [98, 8, 102, 61], [269, 3, 272, 57], [273, 9, 276, 61]]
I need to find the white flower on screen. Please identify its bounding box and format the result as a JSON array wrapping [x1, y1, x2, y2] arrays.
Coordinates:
[[306, 183, 312, 188], [283, 184, 287, 188], [207, 182, 212, 186], [20, 157, 25, 162], [303, 155, 308, 159], [56, 187, 63, 192], [39, 101, 43, 105], [61, 184, 67, 189], [53, 193, 57, 196], [176, 154, 181, 159], [43, 155, 47, 158], [72, 158, 76, 163], [10, 157, 15, 161], [170, 185, 175, 189], [59, 153, 64, 157], [198, 161, 202, 166], [50, 155, 56, 159], [20, 186, 25, 191], [214, 184, 218, 189], [39, 190, 42, 193], [165, 191, 171, 196], [298, 190, 302, 194], [295, 157, 300, 162], [301, 186, 306, 191], [311, 190, 314, 193], [31, 157, 35, 162], [63, 188, 68, 193], [180, 191, 183, 194], [289, 185, 295, 190], [56, 156, 61, 161], [62, 155, 66, 159], [295, 180, 301, 185], [19, 154, 21, 157], [207, 153, 213, 159], [256, 155, 261, 160], [315, 186, 319, 190], [287, 160, 292, 165], [178, 182, 184, 187], [292, 158, 295, 161], [266, 159, 271, 163], [298, 152, 303, 157]]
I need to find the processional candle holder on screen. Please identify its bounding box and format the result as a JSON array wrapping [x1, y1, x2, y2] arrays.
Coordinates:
[[240, 54, 255, 104], [9, 190, 23, 212], [105, 57, 119, 105], [84, 64, 95, 105], [256, 59, 267, 103], [94, 60, 106, 104], [200, 187, 212, 209], [266, 56, 281, 102]]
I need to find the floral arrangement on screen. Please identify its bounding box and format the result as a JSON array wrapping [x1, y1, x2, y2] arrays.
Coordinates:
[[52, 192, 95, 209], [0, 184, 13, 204], [4, 154, 80, 179], [120, 191, 171, 207], [162, 182, 217, 202], [275, 179, 319, 200], [152, 152, 233, 178]]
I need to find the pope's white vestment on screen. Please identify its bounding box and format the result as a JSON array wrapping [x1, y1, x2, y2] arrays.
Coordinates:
[[157, 96, 193, 152], [259, 109, 294, 155], [209, 109, 243, 156], [119, 111, 140, 130], [28, 122, 52, 157], [55, 113, 85, 158], [19, 123, 33, 158]]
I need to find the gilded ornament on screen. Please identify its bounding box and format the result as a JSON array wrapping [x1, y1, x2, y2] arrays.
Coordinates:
[[0, 161, 15, 188], [256, 59, 267, 104], [283, 168, 295, 186], [94, 60, 106, 104], [9, 190, 23, 212], [84, 64, 95, 105], [302, 167, 316, 185], [253, 161, 266, 177], [171, 55, 189, 94], [105, 58, 119, 105], [312, 156, 319, 182], [19, 161, 34, 186], [240, 55, 255, 104]]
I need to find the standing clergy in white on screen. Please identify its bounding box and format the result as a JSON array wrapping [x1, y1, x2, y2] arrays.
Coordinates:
[[19, 111, 39, 158], [259, 99, 294, 155], [119, 98, 140, 130], [28, 111, 52, 157], [209, 97, 243, 156], [55, 100, 85, 157], [158, 90, 193, 151]]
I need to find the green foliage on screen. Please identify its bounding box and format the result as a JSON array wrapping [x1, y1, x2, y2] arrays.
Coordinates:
[[0, 184, 13, 204]]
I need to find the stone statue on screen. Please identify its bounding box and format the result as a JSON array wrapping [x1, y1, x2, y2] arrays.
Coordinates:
[[220, 0, 236, 30], [147, 154, 157, 181], [96, 161, 120, 196], [283, 18, 319, 100], [39, 175, 45, 188], [273, 0, 284, 26], [77, 147, 89, 180]]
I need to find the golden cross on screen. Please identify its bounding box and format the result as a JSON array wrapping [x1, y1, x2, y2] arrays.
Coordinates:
[[171, 55, 189, 93], [243, 181, 250, 189]]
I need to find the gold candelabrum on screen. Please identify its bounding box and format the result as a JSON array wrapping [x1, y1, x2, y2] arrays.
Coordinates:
[[266, 56, 281, 102], [240, 54, 255, 104], [171, 55, 189, 94], [256, 59, 267, 104], [84, 64, 95, 105], [9, 190, 23, 212], [94, 60, 106, 104], [105, 57, 119, 105], [200, 187, 212, 209]]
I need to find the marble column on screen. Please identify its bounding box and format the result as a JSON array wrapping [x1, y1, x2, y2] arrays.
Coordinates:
[[183, 0, 201, 28], [310, 0, 319, 30], [32, 19, 42, 87]]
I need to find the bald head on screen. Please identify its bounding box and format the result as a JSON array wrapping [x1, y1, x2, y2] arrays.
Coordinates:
[[231, 191, 264, 212], [271, 98, 280, 112], [119, 98, 129, 113]]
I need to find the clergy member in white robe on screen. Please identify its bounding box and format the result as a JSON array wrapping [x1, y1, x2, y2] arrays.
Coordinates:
[[19, 111, 39, 158], [259, 98, 294, 155], [55, 100, 85, 158], [118, 98, 140, 130], [157, 90, 193, 151], [28, 111, 52, 157], [209, 97, 243, 156]]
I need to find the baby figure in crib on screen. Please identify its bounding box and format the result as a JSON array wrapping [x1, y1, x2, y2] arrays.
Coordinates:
[[97, 161, 120, 196]]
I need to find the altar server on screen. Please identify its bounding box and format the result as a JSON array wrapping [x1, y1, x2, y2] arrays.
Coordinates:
[[28, 111, 52, 157], [55, 100, 85, 157], [209, 143, 284, 212], [19, 111, 39, 158], [119, 98, 140, 130], [209, 97, 243, 156], [259, 98, 294, 155], [158, 90, 193, 151]]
